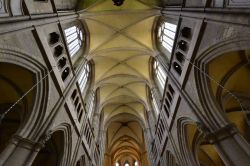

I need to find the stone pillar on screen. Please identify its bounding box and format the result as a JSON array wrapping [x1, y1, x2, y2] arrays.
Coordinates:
[[0, 140, 17, 165], [104, 153, 112, 166], [0, 135, 41, 166], [92, 112, 100, 140], [25, 133, 51, 166], [141, 151, 150, 166], [205, 124, 250, 166], [147, 110, 156, 134], [144, 128, 152, 151]]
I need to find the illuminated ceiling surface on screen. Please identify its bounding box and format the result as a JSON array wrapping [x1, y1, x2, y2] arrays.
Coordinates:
[[79, 0, 162, 164]]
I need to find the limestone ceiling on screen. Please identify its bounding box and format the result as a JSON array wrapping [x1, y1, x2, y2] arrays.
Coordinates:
[[106, 115, 146, 164], [79, 0, 161, 164]]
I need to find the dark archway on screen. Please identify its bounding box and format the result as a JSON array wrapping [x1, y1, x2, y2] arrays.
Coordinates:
[[0, 63, 35, 153], [185, 123, 225, 166], [76, 155, 86, 166], [207, 49, 250, 143], [32, 130, 65, 166], [166, 151, 179, 166]]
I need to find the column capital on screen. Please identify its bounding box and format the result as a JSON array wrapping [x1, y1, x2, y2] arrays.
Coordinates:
[[202, 123, 238, 144], [10, 135, 42, 151]]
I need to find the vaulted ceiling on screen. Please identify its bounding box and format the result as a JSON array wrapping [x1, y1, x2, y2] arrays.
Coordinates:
[[79, 0, 162, 165]]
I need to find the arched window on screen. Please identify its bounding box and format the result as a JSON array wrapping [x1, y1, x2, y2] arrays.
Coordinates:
[[115, 162, 120, 166], [158, 21, 177, 60], [158, 21, 177, 53], [151, 91, 160, 116], [64, 25, 84, 57], [78, 62, 90, 93], [86, 90, 95, 118], [134, 161, 138, 166], [125, 163, 129, 166], [153, 59, 167, 93]]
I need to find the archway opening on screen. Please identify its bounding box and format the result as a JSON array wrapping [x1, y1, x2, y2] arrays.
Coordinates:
[[185, 123, 225, 166], [32, 130, 65, 166], [166, 151, 179, 166], [0, 63, 35, 153], [208, 49, 250, 143], [76, 155, 86, 166]]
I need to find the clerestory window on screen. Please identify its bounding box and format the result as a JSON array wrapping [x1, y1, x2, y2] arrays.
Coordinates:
[[78, 62, 90, 93], [64, 26, 84, 57], [151, 91, 160, 116], [86, 90, 95, 118], [153, 59, 167, 94], [158, 21, 177, 60]]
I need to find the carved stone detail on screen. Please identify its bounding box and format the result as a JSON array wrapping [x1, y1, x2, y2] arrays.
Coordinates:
[[204, 123, 238, 144], [38, 131, 52, 147]]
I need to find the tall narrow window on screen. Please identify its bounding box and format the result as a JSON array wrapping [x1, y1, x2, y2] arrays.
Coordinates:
[[86, 91, 95, 118], [158, 22, 177, 60], [152, 92, 160, 116], [153, 60, 167, 92], [64, 26, 84, 57], [158, 22, 177, 52], [78, 63, 90, 93]]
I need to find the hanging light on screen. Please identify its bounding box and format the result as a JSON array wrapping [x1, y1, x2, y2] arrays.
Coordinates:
[[112, 0, 125, 6]]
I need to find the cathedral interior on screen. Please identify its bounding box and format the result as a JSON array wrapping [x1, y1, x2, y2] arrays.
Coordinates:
[[0, 0, 250, 166]]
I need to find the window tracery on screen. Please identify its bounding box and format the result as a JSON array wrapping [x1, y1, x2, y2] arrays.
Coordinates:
[[78, 62, 90, 93], [86, 90, 95, 118], [158, 21, 177, 58], [153, 59, 167, 93], [151, 91, 160, 116], [64, 26, 84, 57]]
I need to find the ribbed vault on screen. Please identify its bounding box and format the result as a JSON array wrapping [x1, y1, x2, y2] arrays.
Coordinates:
[[79, 0, 161, 165]]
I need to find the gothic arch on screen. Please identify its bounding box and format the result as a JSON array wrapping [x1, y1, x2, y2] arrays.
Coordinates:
[[177, 117, 198, 166], [194, 37, 250, 138], [0, 46, 49, 139], [76, 155, 86, 166], [177, 117, 225, 166], [165, 150, 179, 166], [34, 123, 72, 166], [104, 112, 147, 131], [49, 123, 72, 166]]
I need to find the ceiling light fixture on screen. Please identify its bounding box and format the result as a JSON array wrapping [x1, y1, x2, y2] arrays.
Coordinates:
[[112, 0, 125, 6]]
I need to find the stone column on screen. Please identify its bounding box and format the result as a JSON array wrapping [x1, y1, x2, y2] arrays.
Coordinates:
[[25, 133, 52, 166], [204, 124, 250, 166], [0, 135, 41, 166], [104, 153, 112, 166], [141, 151, 150, 166], [143, 128, 152, 160], [92, 112, 100, 140], [147, 110, 156, 134]]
